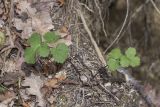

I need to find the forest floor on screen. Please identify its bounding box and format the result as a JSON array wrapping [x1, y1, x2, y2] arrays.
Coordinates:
[[0, 0, 159, 107]]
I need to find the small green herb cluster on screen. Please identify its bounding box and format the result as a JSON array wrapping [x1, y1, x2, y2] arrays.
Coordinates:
[[24, 32, 69, 64], [106, 47, 140, 71]]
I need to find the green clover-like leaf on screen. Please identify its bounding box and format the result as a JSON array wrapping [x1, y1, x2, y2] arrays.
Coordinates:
[[108, 48, 122, 59], [125, 47, 136, 58], [107, 58, 120, 71], [43, 31, 60, 43], [120, 55, 130, 67], [51, 43, 69, 63], [28, 33, 41, 46], [24, 47, 37, 64], [130, 56, 140, 67], [37, 43, 50, 57]]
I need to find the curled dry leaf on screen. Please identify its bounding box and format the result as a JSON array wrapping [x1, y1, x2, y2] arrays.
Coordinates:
[[45, 70, 67, 88]]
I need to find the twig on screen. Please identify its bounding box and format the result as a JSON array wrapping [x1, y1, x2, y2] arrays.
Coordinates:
[[79, 2, 94, 13], [115, 0, 150, 42], [104, 0, 129, 54], [94, 0, 108, 38], [150, 0, 160, 15], [131, 0, 149, 19], [76, 9, 106, 65], [99, 82, 120, 103]]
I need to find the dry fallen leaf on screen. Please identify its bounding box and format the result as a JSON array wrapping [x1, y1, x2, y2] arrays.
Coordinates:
[[22, 101, 30, 107], [48, 31, 72, 48], [13, 18, 32, 39], [55, 70, 67, 81], [45, 70, 66, 88], [45, 78, 59, 88], [57, 26, 69, 38], [32, 11, 54, 35], [15, 0, 36, 16], [59, 26, 68, 33], [13, 1, 54, 39], [22, 73, 45, 106], [1, 72, 24, 86], [14, 11, 54, 39], [0, 91, 15, 102], [58, 0, 65, 6]]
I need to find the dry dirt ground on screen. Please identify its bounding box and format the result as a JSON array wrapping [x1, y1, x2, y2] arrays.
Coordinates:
[[0, 0, 159, 107]]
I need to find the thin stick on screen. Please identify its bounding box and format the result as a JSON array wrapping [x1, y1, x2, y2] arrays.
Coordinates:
[[76, 9, 106, 65], [104, 0, 129, 54], [94, 0, 108, 38], [79, 2, 94, 13], [99, 82, 120, 103], [150, 0, 160, 15]]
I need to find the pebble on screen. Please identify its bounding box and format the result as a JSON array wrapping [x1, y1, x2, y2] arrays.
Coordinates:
[[80, 75, 88, 83]]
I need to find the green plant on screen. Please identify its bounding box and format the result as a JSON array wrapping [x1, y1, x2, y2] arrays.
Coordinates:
[[0, 84, 7, 93], [24, 31, 69, 64], [106, 47, 140, 71]]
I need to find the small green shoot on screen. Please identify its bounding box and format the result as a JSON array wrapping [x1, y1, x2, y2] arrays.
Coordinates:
[[24, 31, 69, 64], [106, 47, 140, 71], [0, 84, 7, 93]]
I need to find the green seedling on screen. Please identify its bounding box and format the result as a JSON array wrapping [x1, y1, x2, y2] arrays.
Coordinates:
[[24, 31, 69, 64], [0, 84, 7, 93], [106, 47, 140, 71]]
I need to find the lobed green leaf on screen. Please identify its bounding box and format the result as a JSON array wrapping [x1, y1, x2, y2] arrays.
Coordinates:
[[24, 47, 37, 64], [107, 58, 120, 71], [125, 47, 136, 58], [28, 33, 41, 46], [108, 48, 122, 59], [120, 55, 130, 67], [51, 43, 69, 63], [37, 43, 50, 57], [129, 56, 140, 67], [43, 31, 60, 43]]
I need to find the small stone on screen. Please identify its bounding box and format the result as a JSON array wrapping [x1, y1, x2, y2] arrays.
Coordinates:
[[80, 75, 88, 83], [48, 96, 56, 104], [104, 82, 111, 87], [0, 20, 4, 28], [112, 88, 118, 94]]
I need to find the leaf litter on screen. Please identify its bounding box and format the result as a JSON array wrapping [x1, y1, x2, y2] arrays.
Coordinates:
[[0, 0, 155, 106]]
